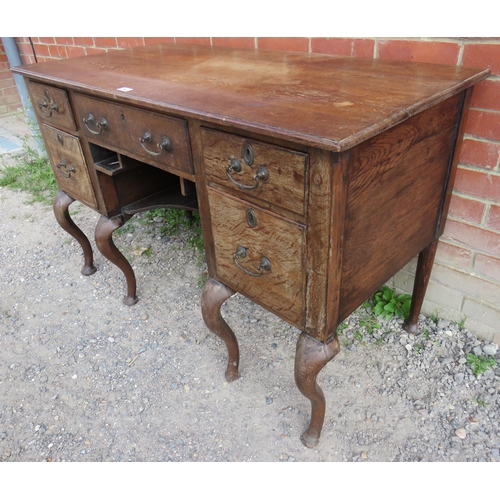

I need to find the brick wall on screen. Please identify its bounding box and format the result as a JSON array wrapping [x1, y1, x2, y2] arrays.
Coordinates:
[[6, 37, 500, 342], [0, 39, 22, 114]]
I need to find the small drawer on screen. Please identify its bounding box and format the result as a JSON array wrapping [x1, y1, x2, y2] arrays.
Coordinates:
[[42, 124, 97, 209], [72, 94, 193, 174], [208, 188, 305, 327], [28, 81, 76, 131], [201, 128, 308, 216]]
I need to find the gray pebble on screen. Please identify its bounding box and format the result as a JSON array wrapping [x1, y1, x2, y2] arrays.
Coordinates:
[[483, 344, 497, 356]]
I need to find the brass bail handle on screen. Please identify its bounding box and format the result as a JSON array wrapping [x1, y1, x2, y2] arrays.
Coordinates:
[[139, 131, 172, 156], [233, 245, 271, 277], [38, 89, 59, 117], [226, 158, 269, 191], [83, 113, 109, 135]]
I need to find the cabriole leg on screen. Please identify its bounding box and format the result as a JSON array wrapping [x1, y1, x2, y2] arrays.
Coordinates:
[[95, 214, 138, 306], [53, 190, 97, 276], [294, 332, 340, 448], [403, 239, 439, 334], [201, 278, 239, 382]]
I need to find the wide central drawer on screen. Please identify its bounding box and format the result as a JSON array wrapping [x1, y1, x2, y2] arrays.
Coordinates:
[[208, 188, 305, 327], [72, 94, 193, 174], [202, 128, 308, 216]]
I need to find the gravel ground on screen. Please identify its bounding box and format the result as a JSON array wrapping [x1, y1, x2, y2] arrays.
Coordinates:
[[0, 185, 499, 463]]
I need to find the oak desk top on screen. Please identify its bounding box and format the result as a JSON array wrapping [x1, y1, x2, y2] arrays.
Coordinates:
[[15, 44, 489, 152]]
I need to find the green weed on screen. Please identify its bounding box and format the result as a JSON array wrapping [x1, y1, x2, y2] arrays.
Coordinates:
[[0, 134, 56, 204], [466, 353, 496, 377], [372, 286, 412, 320], [473, 397, 491, 407], [336, 322, 349, 333], [359, 317, 382, 334]]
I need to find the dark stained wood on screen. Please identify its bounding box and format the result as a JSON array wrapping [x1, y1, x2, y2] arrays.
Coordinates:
[[72, 93, 193, 175], [95, 214, 138, 306], [14, 45, 489, 152], [27, 81, 76, 132], [338, 95, 463, 322], [13, 44, 490, 448], [294, 332, 340, 448], [403, 239, 439, 334], [53, 190, 96, 277], [42, 124, 97, 210], [436, 87, 474, 238], [201, 278, 238, 382]]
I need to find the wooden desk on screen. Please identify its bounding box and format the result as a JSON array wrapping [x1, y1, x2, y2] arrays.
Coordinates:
[[14, 44, 489, 447]]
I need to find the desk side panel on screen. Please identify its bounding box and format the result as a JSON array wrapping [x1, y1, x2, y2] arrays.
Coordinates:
[[338, 93, 464, 321]]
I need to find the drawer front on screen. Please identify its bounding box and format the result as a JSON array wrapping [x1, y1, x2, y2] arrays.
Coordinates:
[[42, 124, 97, 209], [28, 81, 76, 131], [208, 188, 305, 327], [201, 128, 308, 216], [72, 94, 193, 174]]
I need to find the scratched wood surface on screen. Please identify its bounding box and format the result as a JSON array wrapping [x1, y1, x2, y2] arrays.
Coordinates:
[[27, 80, 76, 132], [338, 94, 463, 321], [15, 44, 489, 152], [201, 128, 308, 217], [42, 124, 96, 209], [208, 187, 305, 327], [72, 93, 193, 175]]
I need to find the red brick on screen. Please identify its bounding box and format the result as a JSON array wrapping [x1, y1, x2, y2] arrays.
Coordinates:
[[487, 204, 500, 231], [16, 42, 34, 57], [454, 168, 500, 202], [175, 37, 211, 46], [311, 38, 375, 58], [67, 46, 86, 58], [448, 193, 486, 223], [435, 240, 473, 269], [474, 253, 500, 282], [459, 138, 500, 169], [48, 45, 68, 59], [39, 37, 55, 44], [471, 79, 500, 111], [74, 38, 94, 46], [463, 42, 500, 76], [93, 38, 118, 48], [55, 37, 74, 45], [3, 86, 21, 96], [257, 37, 309, 52], [443, 219, 500, 255], [143, 38, 174, 45], [465, 109, 500, 141], [212, 38, 256, 49], [33, 44, 50, 57], [117, 38, 145, 49], [378, 39, 460, 65]]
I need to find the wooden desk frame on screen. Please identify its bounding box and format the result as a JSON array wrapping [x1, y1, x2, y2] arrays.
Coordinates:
[[14, 45, 489, 447]]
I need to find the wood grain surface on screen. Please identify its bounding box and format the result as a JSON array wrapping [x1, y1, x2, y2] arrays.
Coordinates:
[[15, 45, 489, 152]]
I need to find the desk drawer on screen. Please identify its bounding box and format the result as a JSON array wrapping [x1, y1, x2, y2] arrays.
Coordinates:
[[72, 94, 193, 174], [208, 188, 305, 327], [28, 81, 76, 131], [42, 124, 97, 209], [201, 129, 307, 216]]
